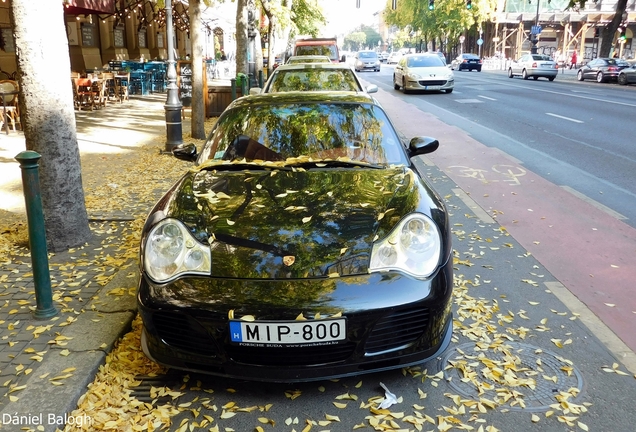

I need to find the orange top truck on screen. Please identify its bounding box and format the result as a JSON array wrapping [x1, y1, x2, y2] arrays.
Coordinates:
[[292, 38, 346, 63]]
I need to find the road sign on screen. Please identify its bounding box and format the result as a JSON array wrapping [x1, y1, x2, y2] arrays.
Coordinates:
[[477, 38, 483, 46], [531, 25, 542, 35], [459, 36, 465, 43]]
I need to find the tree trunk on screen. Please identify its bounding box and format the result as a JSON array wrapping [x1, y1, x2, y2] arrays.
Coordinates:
[[190, 0, 206, 139], [10, 0, 91, 252], [235, 0, 248, 75], [599, 0, 628, 58]]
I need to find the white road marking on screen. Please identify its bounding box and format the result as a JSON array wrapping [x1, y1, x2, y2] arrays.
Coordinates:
[[478, 95, 497, 101], [454, 99, 483, 104], [546, 112, 584, 123]]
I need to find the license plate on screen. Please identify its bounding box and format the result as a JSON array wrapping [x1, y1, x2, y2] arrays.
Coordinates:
[[425, 85, 441, 90], [229, 319, 347, 346]]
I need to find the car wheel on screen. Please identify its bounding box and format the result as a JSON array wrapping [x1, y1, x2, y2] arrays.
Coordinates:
[[508, 68, 514, 78], [577, 70, 584, 81], [522, 69, 529, 80], [393, 75, 400, 90], [402, 78, 409, 94], [548, 76, 555, 82], [477, 68, 482, 72], [618, 73, 628, 85], [596, 72, 605, 83], [445, 88, 453, 94]]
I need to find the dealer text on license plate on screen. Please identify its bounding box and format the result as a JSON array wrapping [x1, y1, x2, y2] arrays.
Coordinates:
[[229, 319, 346, 345]]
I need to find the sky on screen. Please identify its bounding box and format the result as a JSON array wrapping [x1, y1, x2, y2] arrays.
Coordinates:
[[320, 0, 387, 36]]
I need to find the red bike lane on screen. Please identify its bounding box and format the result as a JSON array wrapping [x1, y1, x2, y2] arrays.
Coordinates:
[[376, 89, 636, 358]]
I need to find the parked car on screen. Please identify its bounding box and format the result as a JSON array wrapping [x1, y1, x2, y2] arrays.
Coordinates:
[[379, 51, 389, 62], [138, 91, 454, 382], [507, 53, 558, 81], [451, 53, 482, 71], [252, 63, 378, 94], [577, 58, 631, 83], [393, 53, 455, 94], [387, 52, 403, 64], [618, 64, 636, 85], [286, 55, 332, 64], [354, 50, 381, 72]]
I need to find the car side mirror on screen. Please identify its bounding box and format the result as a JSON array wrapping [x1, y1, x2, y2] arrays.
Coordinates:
[[249, 88, 262, 95], [365, 84, 378, 94], [341, 55, 347, 63], [173, 143, 198, 162], [408, 136, 439, 157]]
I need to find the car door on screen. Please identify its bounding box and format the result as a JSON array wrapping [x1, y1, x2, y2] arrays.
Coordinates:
[[584, 59, 600, 79], [511, 55, 525, 74], [394, 57, 406, 85]]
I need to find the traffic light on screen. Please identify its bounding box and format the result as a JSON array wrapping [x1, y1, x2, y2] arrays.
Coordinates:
[[428, 0, 434, 10], [618, 27, 626, 42], [466, 0, 472, 9]]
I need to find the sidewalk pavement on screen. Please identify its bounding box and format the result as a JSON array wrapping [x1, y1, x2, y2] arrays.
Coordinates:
[[0, 94, 194, 430]]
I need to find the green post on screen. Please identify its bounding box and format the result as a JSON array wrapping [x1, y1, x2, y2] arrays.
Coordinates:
[[230, 78, 237, 100], [240, 78, 247, 97], [15, 151, 58, 319], [259, 70, 264, 88]]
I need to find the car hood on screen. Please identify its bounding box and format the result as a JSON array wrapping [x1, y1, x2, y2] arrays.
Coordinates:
[[406, 66, 451, 77], [155, 166, 440, 279]]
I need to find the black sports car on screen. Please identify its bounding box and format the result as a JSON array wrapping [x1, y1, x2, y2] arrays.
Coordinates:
[[138, 92, 453, 382]]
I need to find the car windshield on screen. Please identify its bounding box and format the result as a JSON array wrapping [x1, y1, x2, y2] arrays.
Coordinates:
[[267, 69, 361, 92], [198, 102, 408, 167], [532, 55, 551, 61], [406, 56, 444, 67], [295, 45, 338, 61], [359, 52, 377, 59]]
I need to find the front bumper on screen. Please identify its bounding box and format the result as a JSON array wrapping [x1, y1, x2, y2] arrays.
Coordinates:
[[405, 77, 454, 91], [138, 262, 453, 382]]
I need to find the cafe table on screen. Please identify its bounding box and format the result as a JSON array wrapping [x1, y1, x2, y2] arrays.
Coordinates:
[[0, 87, 18, 135]]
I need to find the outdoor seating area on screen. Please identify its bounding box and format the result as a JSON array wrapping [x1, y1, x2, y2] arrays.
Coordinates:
[[71, 71, 132, 111]]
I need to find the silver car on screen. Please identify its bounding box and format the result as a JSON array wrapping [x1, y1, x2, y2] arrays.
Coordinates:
[[354, 50, 381, 72], [508, 54, 558, 81], [393, 53, 454, 94]]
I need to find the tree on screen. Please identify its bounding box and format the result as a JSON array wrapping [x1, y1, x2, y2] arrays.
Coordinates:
[[344, 32, 367, 51], [10, 0, 91, 252], [359, 25, 382, 50], [579, 0, 629, 57], [190, 0, 206, 140], [236, 0, 249, 75]]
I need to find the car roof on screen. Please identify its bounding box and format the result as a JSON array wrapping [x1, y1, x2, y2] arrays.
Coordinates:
[[287, 55, 331, 63], [403, 53, 439, 58], [272, 63, 355, 72], [230, 92, 379, 109]]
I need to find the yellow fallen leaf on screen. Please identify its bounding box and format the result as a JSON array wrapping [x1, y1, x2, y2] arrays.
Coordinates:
[[605, 303, 615, 307], [531, 414, 540, 423], [302, 216, 312, 224]]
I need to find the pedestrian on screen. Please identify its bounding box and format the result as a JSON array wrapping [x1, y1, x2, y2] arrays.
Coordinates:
[[570, 50, 577, 69], [221, 50, 227, 61]]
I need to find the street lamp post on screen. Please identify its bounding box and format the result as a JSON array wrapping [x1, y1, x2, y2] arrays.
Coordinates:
[[530, 0, 541, 54], [164, 0, 183, 152]]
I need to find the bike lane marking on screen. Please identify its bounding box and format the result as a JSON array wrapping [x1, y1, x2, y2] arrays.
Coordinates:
[[377, 88, 636, 361]]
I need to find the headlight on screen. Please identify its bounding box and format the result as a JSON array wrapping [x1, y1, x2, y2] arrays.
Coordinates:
[[407, 72, 422, 80], [369, 213, 442, 279], [144, 218, 211, 283]]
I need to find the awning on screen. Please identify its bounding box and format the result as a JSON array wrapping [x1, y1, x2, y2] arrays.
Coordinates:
[[63, 0, 115, 16]]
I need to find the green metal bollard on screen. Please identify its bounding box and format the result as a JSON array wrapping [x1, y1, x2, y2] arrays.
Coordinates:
[[15, 151, 58, 319], [230, 78, 236, 101], [240, 79, 247, 97], [259, 70, 264, 88]]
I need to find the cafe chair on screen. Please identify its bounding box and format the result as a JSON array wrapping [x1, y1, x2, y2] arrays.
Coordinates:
[[72, 77, 97, 111], [114, 72, 130, 102], [0, 79, 20, 132]]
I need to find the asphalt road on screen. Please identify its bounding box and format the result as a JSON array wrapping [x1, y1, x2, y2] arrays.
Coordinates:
[[361, 64, 636, 229]]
